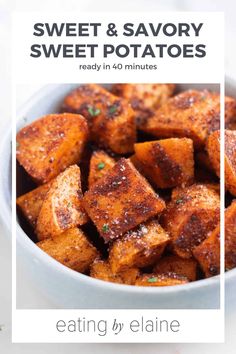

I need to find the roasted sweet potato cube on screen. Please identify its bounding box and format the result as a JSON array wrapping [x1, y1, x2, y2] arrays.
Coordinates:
[[193, 225, 220, 277], [109, 220, 169, 273], [225, 95, 236, 129], [225, 200, 236, 270], [37, 228, 99, 272], [206, 130, 220, 176], [16, 181, 52, 227], [90, 260, 118, 283], [16, 113, 88, 184], [88, 150, 115, 188], [171, 183, 219, 201], [112, 84, 175, 110], [135, 273, 189, 287], [83, 158, 166, 242], [61, 84, 136, 154], [120, 267, 140, 285], [153, 255, 197, 281], [140, 90, 221, 148], [194, 200, 236, 275], [36, 165, 88, 240], [223, 130, 236, 195], [112, 84, 175, 127], [161, 184, 220, 258], [90, 259, 139, 285], [207, 130, 236, 196], [134, 138, 194, 188], [202, 183, 220, 194]]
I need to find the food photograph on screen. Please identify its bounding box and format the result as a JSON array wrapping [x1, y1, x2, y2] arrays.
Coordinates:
[[1, 0, 236, 353], [8, 82, 234, 309]]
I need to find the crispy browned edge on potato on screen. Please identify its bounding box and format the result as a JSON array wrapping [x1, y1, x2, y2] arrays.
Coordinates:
[[139, 90, 220, 148], [193, 225, 220, 278], [90, 259, 139, 285], [37, 228, 99, 273], [16, 113, 89, 184], [61, 84, 136, 154], [206, 130, 220, 177], [134, 138, 194, 188], [224, 130, 236, 196], [36, 165, 88, 240], [16, 181, 52, 227], [225, 200, 236, 270], [135, 273, 189, 287], [88, 150, 115, 188], [111, 84, 176, 127], [83, 158, 166, 242], [109, 219, 169, 273], [207, 130, 236, 196], [161, 184, 220, 258], [225, 95, 236, 129]]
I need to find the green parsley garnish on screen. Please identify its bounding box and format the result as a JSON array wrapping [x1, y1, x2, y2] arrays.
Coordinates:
[[97, 162, 105, 170], [102, 224, 109, 233], [88, 106, 101, 117], [147, 277, 158, 283], [176, 199, 183, 204], [16, 141, 20, 149], [109, 105, 117, 114]]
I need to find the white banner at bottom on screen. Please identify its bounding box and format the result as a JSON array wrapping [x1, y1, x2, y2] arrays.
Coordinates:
[[12, 309, 224, 343]]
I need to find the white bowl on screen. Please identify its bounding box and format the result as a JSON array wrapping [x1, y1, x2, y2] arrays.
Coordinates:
[[0, 82, 235, 309]]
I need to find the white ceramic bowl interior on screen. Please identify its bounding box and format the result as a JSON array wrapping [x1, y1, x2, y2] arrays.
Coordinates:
[[0, 81, 236, 309]]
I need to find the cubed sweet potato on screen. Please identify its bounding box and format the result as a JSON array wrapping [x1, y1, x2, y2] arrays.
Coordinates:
[[225, 200, 236, 270], [223, 130, 236, 195], [203, 183, 220, 194], [90, 259, 139, 285], [207, 130, 236, 196], [88, 150, 115, 188], [36, 165, 88, 240], [225, 95, 236, 129], [16, 113, 88, 184], [153, 255, 197, 281], [109, 219, 169, 273], [140, 90, 221, 148], [161, 184, 220, 258], [206, 130, 220, 171], [193, 200, 236, 275], [37, 228, 99, 272], [112, 84, 175, 127], [135, 273, 189, 287], [193, 225, 220, 277], [134, 138, 194, 188], [172, 183, 220, 201], [61, 84, 136, 154], [83, 158, 166, 242], [16, 181, 52, 227]]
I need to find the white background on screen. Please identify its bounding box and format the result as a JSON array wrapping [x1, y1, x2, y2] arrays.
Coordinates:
[[12, 12, 224, 84], [1, 0, 236, 353]]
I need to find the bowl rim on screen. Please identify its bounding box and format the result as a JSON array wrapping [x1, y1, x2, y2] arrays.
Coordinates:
[[1, 81, 236, 296]]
